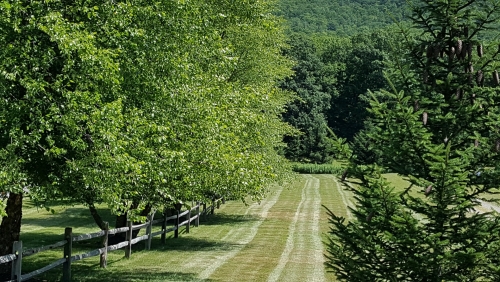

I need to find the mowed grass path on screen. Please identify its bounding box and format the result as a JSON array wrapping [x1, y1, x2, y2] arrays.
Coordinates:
[[19, 174, 352, 281]]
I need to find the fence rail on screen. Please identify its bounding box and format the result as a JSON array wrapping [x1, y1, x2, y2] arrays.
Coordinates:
[[1, 199, 223, 282], [0, 254, 16, 264], [23, 240, 67, 258]]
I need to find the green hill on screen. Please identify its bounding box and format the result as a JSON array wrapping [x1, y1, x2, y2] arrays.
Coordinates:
[[277, 0, 408, 35]]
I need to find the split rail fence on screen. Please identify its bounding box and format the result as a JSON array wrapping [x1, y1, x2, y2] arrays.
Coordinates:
[[0, 199, 224, 282]]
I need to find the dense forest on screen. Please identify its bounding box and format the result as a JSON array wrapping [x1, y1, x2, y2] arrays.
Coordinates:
[[278, 0, 409, 162], [277, 0, 407, 35], [278, 0, 500, 165]]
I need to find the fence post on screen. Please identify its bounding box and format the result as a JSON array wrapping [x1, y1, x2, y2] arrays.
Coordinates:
[[63, 227, 72, 282], [11, 241, 22, 282], [125, 221, 133, 258], [217, 199, 221, 209], [161, 211, 167, 244], [211, 200, 215, 215], [100, 222, 109, 268], [145, 214, 153, 250], [203, 203, 206, 215], [186, 209, 191, 234], [222, 197, 226, 204], [195, 202, 200, 227], [174, 210, 179, 238]]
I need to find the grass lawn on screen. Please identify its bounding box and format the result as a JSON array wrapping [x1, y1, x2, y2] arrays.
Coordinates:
[[12, 174, 353, 282], [14, 172, 500, 281]]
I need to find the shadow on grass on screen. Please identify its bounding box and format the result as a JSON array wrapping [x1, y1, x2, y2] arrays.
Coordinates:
[[150, 236, 241, 252], [22, 207, 116, 229], [17, 206, 255, 281], [20, 239, 223, 281], [20, 232, 69, 250], [23, 236, 241, 281], [71, 269, 215, 282], [199, 213, 259, 226], [19, 213, 252, 257], [25, 265, 215, 282]]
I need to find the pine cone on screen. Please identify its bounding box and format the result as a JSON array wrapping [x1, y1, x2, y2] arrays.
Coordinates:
[[496, 140, 500, 152], [459, 42, 467, 59], [475, 139, 479, 147], [494, 70, 499, 86], [425, 185, 433, 195], [477, 45, 483, 57], [468, 63, 474, 74], [414, 100, 419, 111], [449, 46, 455, 61], [456, 39, 463, 55], [456, 88, 462, 99], [477, 70, 484, 86], [423, 112, 428, 125]]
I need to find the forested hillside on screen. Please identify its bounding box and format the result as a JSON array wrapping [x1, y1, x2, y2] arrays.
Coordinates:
[[277, 0, 408, 35], [277, 0, 408, 162], [278, 0, 500, 164]]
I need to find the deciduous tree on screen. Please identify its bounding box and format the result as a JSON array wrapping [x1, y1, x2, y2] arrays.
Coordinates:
[[0, 0, 294, 277]]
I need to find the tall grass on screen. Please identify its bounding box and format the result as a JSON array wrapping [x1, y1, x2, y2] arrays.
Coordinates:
[[291, 163, 343, 174]]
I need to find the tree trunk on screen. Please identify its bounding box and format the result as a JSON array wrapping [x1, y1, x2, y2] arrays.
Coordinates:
[[115, 213, 127, 229], [109, 204, 152, 244], [88, 203, 107, 230], [0, 193, 23, 279], [107, 213, 128, 245]]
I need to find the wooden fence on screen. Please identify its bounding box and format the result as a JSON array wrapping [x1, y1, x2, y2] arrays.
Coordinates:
[[0, 199, 223, 282]]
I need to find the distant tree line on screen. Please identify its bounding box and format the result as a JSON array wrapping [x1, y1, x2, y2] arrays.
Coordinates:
[[280, 28, 404, 163], [277, 0, 408, 35]]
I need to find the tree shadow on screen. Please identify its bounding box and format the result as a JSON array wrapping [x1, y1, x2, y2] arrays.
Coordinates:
[[19, 213, 256, 254], [20, 237, 224, 282], [20, 232, 69, 250], [25, 267, 214, 282], [150, 236, 241, 252], [199, 213, 259, 226], [73, 269, 215, 282], [22, 207, 115, 229]]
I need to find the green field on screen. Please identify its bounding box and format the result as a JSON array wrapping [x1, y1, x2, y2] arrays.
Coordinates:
[[13, 174, 355, 281], [12, 173, 500, 281]]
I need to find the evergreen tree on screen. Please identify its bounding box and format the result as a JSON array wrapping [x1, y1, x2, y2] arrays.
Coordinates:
[[327, 0, 500, 280]]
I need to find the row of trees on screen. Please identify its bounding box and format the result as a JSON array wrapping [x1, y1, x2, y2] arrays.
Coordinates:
[[328, 0, 500, 280], [0, 0, 295, 277]]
